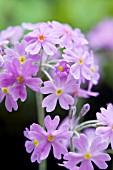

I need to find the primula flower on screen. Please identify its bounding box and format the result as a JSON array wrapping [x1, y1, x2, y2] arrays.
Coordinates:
[[24, 22, 60, 55], [62, 134, 110, 170], [0, 86, 18, 112], [96, 103, 113, 149], [0, 25, 23, 47], [87, 18, 113, 51], [54, 60, 70, 77], [40, 75, 79, 112], [62, 48, 92, 81], [24, 115, 72, 163], [49, 21, 88, 49], [0, 58, 42, 102], [4, 40, 41, 63]]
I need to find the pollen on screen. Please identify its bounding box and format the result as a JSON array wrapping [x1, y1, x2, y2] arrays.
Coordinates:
[[56, 88, 63, 96], [58, 66, 63, 72], [47, 135, 54, 142], [17, 76, 24, 83], [79, 58, 83, 65], [84, 153, 92, 160], [19, 56, 26, 64], [33, 139, 39, 146], [1, 87, 9, 94], [38, 35, 45, 42]]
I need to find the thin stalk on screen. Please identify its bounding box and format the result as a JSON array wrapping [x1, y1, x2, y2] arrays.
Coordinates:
[[35, 92, 47, 170]]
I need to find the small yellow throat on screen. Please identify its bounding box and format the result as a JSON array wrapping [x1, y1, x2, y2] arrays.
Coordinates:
[[84, 153, 92, 160], [17, 76, 24, 83], [58, 66, 63, 72], [47, 135, 54, 142], [33, 139, 39, 146], [56, 89, 63, 96], [79, 58, 83, 65], [19, 56, 26, 64], [1, 87, 9, 94]]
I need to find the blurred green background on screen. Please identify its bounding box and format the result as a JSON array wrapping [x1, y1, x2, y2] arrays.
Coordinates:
[[0, 0, 113, 169]]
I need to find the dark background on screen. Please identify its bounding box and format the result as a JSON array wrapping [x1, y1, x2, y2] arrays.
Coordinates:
[[0, 0, 113, 169]]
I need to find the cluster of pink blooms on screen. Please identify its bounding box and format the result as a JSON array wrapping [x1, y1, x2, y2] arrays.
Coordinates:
[[0, 21, 112, 170]]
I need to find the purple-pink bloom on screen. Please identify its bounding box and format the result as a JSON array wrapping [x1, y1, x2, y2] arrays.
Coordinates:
[[24, 115, 72, 163], [62, 134, 110, 170], [96, 103, 113, 149], [24, 22, 60, 55], [62, 48, 92, 81], [0, 25, 23, 47], [40, 75, 79, 112], [0, 58, 42, 102], [54, 60, 70, 77], [0, 86, 18, 112], [4, 40, 41, 63], [49, 21, 88, 49], [87, 18, 113, 51]]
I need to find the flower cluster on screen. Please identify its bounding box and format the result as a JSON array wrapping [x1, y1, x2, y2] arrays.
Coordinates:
[[0, 21, 112, 170]]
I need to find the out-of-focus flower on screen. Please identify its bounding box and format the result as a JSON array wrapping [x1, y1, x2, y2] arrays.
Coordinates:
[[87, 18, 113, 51], [0, 25, 23, 47]]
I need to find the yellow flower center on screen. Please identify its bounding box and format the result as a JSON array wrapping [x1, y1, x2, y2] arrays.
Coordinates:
[[47, 135, 54, 142], [19, 56, 26, 64], [79, 58, 83, 65], [1, 87, 9, 94], [56, 88, 63, 96], [90, 67, 95, 73], [33, 139, 39, 146], [38, 35, 45, 42], [17, 76, 24, 83], [58, 66, 63, 72], [84, 153, 92, 160]]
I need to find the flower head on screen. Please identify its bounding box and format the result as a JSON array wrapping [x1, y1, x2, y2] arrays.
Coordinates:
[[0, 58, 42, 102], [24, 115, 72, 163], [96, 103, 113, 149], [62, 134, 110, 170], [40, 75, 79, 112], [24, 22, 60, 55]]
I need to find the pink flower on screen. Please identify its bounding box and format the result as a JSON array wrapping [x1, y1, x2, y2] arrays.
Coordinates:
[[87, 18, 113, 51], [63, 48, 92, 81], [96, 103, 113, 149], [62, 134, 110, 170], [0, 86, 18, 112], [40, 75, 79, 112], [24, 22, 60, 55], [24, 115, 72, 163]]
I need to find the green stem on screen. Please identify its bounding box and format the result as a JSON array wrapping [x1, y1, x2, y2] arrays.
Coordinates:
[[35, 92, 47, 170]]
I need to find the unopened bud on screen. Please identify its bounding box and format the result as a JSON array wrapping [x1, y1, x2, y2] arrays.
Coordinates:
[[69, 106, 76, 119], [79, 103, 90, 117]]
